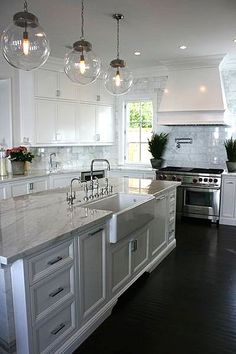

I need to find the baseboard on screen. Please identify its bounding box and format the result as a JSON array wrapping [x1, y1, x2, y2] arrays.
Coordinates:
[[220, 217, 236, 226], [147, 239, 176, 273]]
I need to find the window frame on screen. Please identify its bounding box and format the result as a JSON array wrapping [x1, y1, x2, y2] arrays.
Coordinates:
[[124, 98, 155, 166]]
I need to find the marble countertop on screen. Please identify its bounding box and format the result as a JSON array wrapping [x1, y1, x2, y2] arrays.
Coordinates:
[[0, 178, 180, 265]]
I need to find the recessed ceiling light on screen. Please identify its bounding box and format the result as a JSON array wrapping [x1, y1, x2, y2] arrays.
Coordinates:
[[233, 39, 236, 43], [134, 51, 141, 56], [179, 45, 187, 50]]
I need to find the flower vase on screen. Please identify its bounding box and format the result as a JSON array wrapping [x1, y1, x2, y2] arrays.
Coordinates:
[[11, 161, 25, 175]]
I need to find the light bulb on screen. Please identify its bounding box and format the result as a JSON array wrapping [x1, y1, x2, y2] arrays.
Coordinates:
[[115, 69, 121, 87], [79, 54, 86, 74], [23, 31, 30, 55]]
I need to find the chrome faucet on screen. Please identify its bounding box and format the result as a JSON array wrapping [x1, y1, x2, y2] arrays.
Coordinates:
[[90, 159, 110, 180], [67, 177, 81, 206], [49, 152, 56, 172]]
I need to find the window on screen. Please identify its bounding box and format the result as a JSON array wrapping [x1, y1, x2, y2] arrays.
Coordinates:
[[125, 101, 153, 164]]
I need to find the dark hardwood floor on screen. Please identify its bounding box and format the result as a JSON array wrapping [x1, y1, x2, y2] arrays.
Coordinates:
[[73, 220, 236, 354]]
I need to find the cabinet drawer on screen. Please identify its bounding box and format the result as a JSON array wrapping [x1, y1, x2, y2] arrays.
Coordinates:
[[31, 265, 74, 322], [34, 301, 76, 354], [28, 240, 74, 284]]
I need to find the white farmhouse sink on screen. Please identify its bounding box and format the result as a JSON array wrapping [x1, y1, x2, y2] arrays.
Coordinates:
[[84, 193, 155, 243]]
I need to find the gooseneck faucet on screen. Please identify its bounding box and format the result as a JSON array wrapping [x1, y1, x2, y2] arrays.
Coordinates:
[[49, 152, 56, 172], [67, 177, 81, 206], [90, 159, 110, 180]]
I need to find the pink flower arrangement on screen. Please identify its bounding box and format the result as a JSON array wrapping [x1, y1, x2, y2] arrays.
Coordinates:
[[6, 146, 34, 162]]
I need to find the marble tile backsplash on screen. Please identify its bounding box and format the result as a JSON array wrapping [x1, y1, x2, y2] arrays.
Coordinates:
[[157, 125, 231, 169], [30, 145, 118, 172]]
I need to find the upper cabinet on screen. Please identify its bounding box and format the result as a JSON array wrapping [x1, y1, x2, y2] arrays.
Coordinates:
[[34, 69, 78, 101], [17, 64, 115, 146]]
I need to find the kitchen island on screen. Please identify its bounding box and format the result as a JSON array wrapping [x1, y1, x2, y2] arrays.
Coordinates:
[[0, 178, 180, 354]]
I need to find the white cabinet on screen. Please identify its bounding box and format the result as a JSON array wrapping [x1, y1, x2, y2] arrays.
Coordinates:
[[109, 169, 155, 179], [35, 99, 78, 144], [220, 175, 236, 226], [149, 193, 168, 259], [0, 184, 11, 200], [34, 69, 78, 100], [10, 177, 48, 197], [78, 225, 107, 323], [78, 103, 114, 144], [78, 79, 114, 106], [110, 224, 149, 296]]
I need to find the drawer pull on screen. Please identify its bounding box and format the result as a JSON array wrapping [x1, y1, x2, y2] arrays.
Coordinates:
[[47, 256, 63, 266], [89, 227, 104, 236], [131, 239, 138, 252], [49, 287, 64, 298], [51, 322, 65, 335]]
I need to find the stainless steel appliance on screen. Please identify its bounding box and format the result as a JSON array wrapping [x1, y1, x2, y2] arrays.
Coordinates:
[[156, 166, 224, 223]]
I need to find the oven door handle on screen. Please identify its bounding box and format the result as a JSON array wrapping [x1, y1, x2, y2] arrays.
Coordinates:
[[181, 185, 221, 192]]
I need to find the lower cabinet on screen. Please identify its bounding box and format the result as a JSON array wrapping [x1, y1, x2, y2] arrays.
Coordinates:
[[110, 224, 149, 296], [10, 177, 48, 197], [149, 193, 168, 259], [78, 225, 107, 323], [0, 184, 10, 200], [220, 175, 236, 226]]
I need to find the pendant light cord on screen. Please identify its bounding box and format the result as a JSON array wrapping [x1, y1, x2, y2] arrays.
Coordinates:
[[81, 0, 84, 39], [116, 17, 120, 59], [24, 1, 28, 12]]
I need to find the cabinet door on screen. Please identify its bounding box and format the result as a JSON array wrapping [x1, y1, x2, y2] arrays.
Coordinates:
[[34, 69, 58, 98], [57, 102, 77, 142], [98, 80, 114, 105], [59, 72, 78, 100], [96, 105, 114, 143], [221, 178, 236, 218], [11, 182, 28, 197], [149, 194, 168, 259], [78, 226, 106, 322], [35, 100, 57, 144], [131, 226, 149, 274], [77, 103, 96, 143], [0, 184, 10, 200], [78, 80, 99, 102], [111, 239, 132, 295], [29, 178, 48, 194]]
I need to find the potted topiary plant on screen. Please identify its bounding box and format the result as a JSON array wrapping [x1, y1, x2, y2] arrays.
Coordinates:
[[224, 137, 236, 172], [148, 132, 169, 169]]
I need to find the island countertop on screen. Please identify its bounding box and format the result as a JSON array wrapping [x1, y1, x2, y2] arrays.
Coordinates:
[[0, 178, 180, 265]]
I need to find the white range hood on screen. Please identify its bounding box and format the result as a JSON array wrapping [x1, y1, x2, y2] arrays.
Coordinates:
[[158, 58, 228, 125]]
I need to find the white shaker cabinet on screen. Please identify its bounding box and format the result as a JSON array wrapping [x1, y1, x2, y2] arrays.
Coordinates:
[[78, 103, 114, 144], [34, 69, 78, 101], [110, 223, 149, 296], [0, 184, 11, 200], [78, 226, 107, 323], [220, 175, 236, 226], [149, 193, 168, 259], [35, 100, 78, 144], [10, 177, 48, 197]]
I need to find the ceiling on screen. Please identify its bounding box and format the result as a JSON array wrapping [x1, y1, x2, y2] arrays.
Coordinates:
[[1, 0, 236, 69]]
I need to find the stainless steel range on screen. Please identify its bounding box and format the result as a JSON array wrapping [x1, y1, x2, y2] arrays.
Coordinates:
[[156, 166, 224, 223]]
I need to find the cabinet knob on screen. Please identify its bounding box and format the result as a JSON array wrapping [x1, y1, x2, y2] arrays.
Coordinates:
[[29, 182, 34, 191], [96, 95, 101, 102], [56, 89, 60, 97]]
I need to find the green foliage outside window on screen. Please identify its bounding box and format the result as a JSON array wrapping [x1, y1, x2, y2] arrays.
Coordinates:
[[128, 102, 152, 128]]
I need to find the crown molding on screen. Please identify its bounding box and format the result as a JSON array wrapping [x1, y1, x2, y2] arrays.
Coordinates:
[[159, 54, 226, 71]]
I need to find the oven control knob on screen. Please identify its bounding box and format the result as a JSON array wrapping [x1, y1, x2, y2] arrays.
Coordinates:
[[214, 178, 218, 183], [163, 174, 167, 180], [199, 178, 202, 182], [177, 177, 182, 182], [172, 175, 176, 181], [209, 178, 213, 183], [204, 178, 208, 182], [159, 174, 163, 180], [193, 178, 197, 183]]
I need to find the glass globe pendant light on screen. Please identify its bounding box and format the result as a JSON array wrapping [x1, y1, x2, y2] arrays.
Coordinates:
[[104, 14, 133, 96], [64, 0, 101, 85], [1, 1, 50, 71]]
